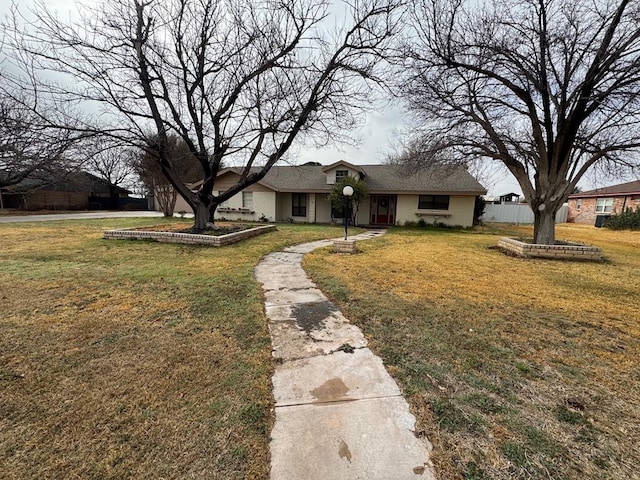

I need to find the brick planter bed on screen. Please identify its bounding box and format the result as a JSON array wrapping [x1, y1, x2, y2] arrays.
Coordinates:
[[333, 239, 357, 254], [498, 237, 603, 261], [104, 224, 276, 246]]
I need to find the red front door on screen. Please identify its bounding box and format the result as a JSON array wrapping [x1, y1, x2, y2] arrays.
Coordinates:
[[370, 195, 396, 225]]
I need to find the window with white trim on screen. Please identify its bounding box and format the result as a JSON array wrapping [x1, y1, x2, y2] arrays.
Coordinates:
[[595, 197, 613, 213], [335, 170, 349, 181], [242, 191, 253, 210], [576, 199, 582, 210]]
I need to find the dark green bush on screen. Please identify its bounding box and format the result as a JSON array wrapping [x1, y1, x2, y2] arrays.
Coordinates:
[[473, 196, 487, 225], [604, 206, 640, 230]]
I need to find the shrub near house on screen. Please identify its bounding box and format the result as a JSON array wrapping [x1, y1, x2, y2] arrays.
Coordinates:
[[568, 180, 640, 225], [605, 206, 640, 230]]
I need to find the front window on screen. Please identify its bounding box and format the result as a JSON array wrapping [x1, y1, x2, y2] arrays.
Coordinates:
[[242, 191, 253, 210], [292, 193, 307, 217], [576, 199, 582, 210], [418, 195, 450, 210], [335, 170, 349, 181], [595, 197, 613, 213]]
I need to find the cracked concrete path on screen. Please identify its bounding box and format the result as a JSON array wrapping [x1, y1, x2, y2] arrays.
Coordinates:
[[255, 231, 436, 480]]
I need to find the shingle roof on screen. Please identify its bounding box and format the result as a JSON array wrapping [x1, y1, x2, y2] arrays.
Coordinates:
[[2, 170, 130, 194], [357, 165, 485, 194], [259, 166, 329, 191], [221, 164, 486, 194], [569, 180, 640, 198]]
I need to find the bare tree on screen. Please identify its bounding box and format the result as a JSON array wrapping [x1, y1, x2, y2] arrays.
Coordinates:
[[88, 144, 136, 192], [0, 92, 83, 190], [131, 134, 202, 217], [1, 22, 90, 191], [399, 0, 640, 244], [83, 141, 139, 208], [2, 0, 401, 230]]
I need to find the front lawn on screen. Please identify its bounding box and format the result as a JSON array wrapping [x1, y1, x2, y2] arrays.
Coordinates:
[[304, 224, 639, 480], [0, 219, 356, 479]]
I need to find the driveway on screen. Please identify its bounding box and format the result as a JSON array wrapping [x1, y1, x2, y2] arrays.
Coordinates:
[[0, 211, 169, 223]]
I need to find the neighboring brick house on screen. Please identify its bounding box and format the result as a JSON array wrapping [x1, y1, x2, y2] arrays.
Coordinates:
[[0, 171, 134, 211], [567, 180, 640, 225]]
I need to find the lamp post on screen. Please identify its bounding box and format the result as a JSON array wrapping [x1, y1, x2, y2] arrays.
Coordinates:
[[342, 185, 354, 240]]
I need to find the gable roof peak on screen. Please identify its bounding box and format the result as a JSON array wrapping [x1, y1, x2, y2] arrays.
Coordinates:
[[321, 160, 365, 174]]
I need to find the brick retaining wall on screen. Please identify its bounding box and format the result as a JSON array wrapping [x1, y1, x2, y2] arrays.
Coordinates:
[[498, 237, 602, 260], [333, 239, 357, 254], [104, 224, 276, 246]]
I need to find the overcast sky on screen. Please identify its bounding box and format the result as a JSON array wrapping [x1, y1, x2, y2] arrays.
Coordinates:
[[2, 0, 628, 197]]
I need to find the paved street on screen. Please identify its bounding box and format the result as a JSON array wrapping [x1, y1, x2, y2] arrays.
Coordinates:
[[0, 211, 168, 223]]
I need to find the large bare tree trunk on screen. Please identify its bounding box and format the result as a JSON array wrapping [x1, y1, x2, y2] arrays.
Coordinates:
[[192, 197, 218, 231], [533, 208, 557, 245], [193, 203, 210, 230]]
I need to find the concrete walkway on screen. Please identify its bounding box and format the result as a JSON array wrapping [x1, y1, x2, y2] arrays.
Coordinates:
[[254, 231, 436, 480]]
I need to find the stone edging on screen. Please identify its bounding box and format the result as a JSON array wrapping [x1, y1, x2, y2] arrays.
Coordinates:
[[498, 237, 603, 260], [103, 224, 276, 246]]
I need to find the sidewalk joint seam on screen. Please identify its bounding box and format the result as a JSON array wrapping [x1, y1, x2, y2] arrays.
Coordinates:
[[274, 393, 405, 409], [273, 345, 368, 363]]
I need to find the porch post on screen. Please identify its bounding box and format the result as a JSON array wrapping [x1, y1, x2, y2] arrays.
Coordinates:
[[308, 193, 316, 223]]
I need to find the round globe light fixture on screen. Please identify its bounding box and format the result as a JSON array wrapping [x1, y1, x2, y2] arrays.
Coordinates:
[[342, 185, 354, 197]]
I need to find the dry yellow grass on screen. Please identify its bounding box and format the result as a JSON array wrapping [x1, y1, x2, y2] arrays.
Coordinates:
[[305, 224, 640, 480], [0, 218, 354, 479]]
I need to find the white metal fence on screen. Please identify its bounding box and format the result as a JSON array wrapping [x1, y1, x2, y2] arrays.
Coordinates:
[[481, 204, 568, 224]]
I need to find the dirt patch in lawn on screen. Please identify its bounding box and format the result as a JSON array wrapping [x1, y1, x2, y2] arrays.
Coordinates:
[[304, 224, 639, 480]]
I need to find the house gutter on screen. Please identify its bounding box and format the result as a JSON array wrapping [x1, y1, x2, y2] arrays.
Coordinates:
[[569, 191, 640, 199]]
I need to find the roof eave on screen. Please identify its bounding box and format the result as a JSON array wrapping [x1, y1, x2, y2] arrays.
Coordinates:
[[368, 189, 487, 195], [271, 188, 486, 195], [569, 191, 640, 199]]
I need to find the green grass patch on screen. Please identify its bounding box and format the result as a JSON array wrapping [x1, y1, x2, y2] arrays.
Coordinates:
[[0, 218, 353, 479], [304, 224, 640, 480], [555, 405, 586, 425], [430, 398, 486, 435]]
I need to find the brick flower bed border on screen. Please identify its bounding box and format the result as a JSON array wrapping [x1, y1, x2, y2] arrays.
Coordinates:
[[498, 237, 603, 261], [103, 224, 277, 246]]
